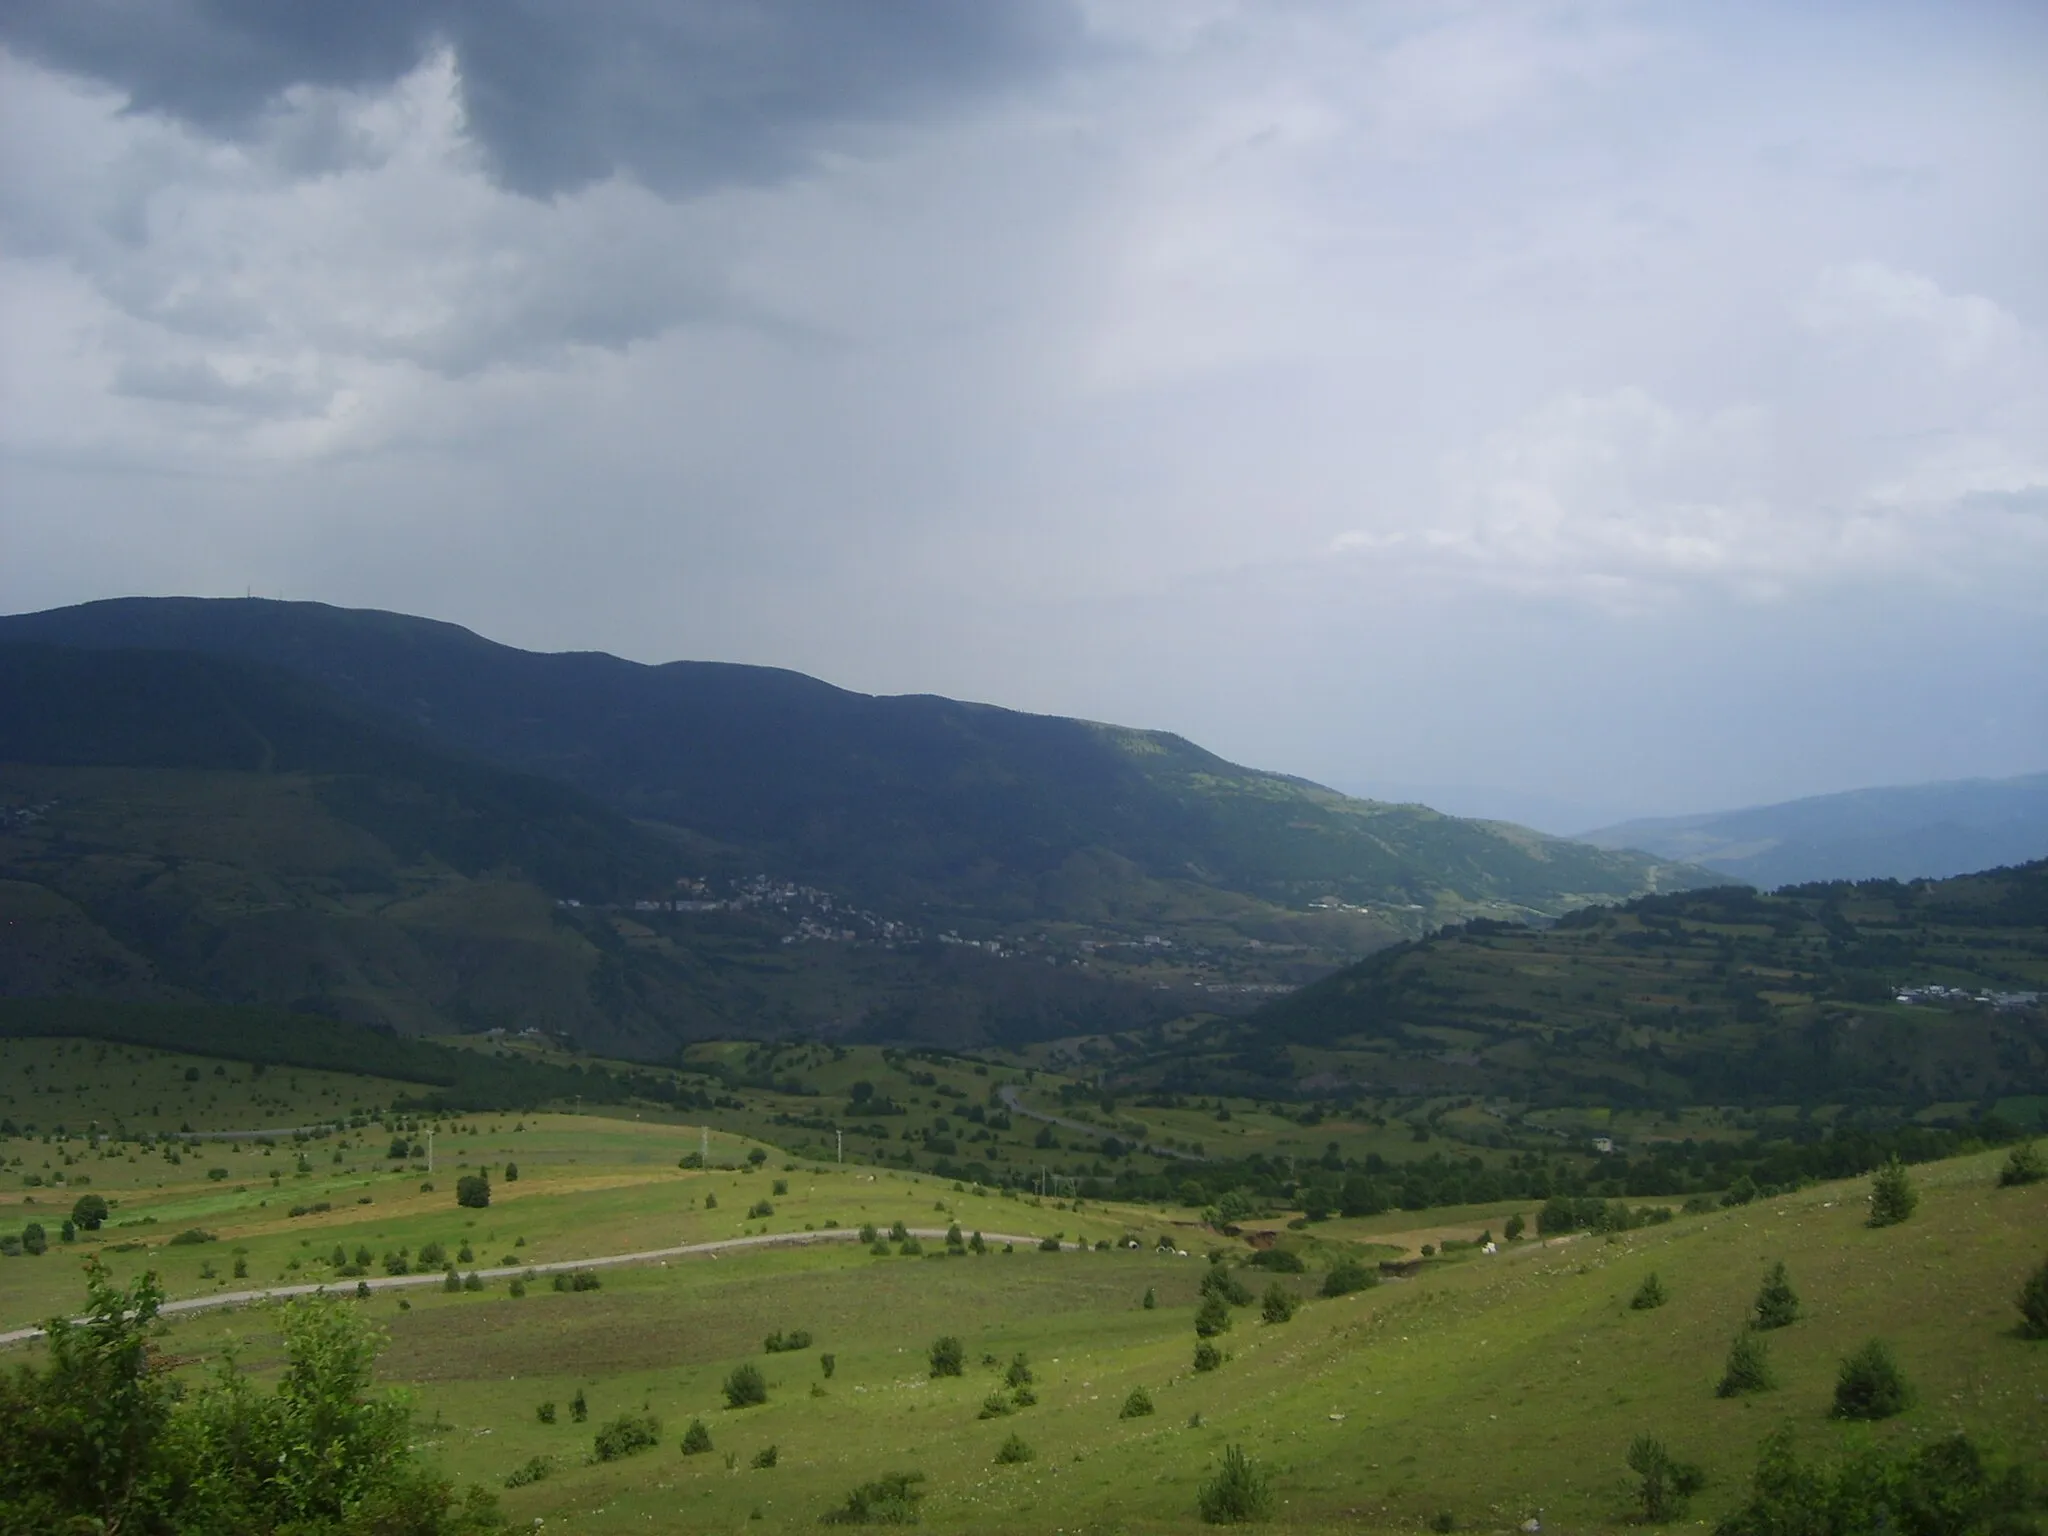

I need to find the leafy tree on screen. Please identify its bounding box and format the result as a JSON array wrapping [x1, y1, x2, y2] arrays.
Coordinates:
[[681, 1419, 713, 1454], [724, 1364, 768, 1408], [1196, 1445, 1272, 1524], [928, 1336, 965, 1378], [1717, 1429, 2033, 1536], [1260, 1284, 1297, 1324], [68, 1194, 108, 1232], [1626, 1436, 1705, 1522], [1832, 1340, 1910, 1420], [2019, 1254, 2048, 1339], [1630, 1273, 1668, 1311], [1867, 1156, 1917, 1228], [504, 1161, 519, 1183], [821, 1470, 925, 1525], [747, 1147, 768, 1167], [994, 1433, 1035, 1465], [1120, 1386, 1155, 1419], [20, 1222, 46, 1256], [1717, 1332, 1774, 1397], [592, 1412, 661, 1461], [1752, 1262, 1800, 1330], [454, 1173, 491, 1210], [1321, 1260, 1377, 1298], [1998, 1141, 2045, 1188]]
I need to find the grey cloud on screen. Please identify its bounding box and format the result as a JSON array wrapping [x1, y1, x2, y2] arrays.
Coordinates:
[[0, 0, 1085, 196], [109, 358, 319, 414]]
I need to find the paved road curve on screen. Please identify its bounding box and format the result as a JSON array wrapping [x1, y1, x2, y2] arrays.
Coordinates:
[[0, 1227, 1068, 1348]]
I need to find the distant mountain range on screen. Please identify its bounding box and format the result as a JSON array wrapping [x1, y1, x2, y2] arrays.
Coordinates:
[[0, 597, 1713, 1051], [1580, 773, 2048, 890]]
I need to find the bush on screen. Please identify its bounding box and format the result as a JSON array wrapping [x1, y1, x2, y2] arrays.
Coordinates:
[[1504, 1213, 1525, 1240], [1630, 1272, 1668, 1311], [859, 1222, 879, 1244], [1431, 1512, 1454, 1533], [1626, 1436, 1705, 1522], [681, 1419, 713, 1455], [1247, 1248, 1305, 1273], [1717, 1429, 2034, 1536], [724, 1364, 768, 1408], [21, 1223, 47, 1257], [977, 1392, 1014, 1420], [1717, 1332, 1774, 1397], [821, 1353, 837, 1379], [1142, 1287, 1157, 1310], [1004, 1353, 1033, 1389], [1200, 1267, 1253, 1307], [571, 1389, 588, 1423], [888, 1220, 910, 1242], [462, 1271, 483, 1292], [1866, 1156, 1917, 1228], [1998, 1141, 2046, 1187], [455, 1173, 491, 1210], [442, 1268, 461, 1294], [748, 1200, 775, 1219], [1196, 1445, 1272, 1524], [1321, 1260, 1377, 1298], [536, 1401, 556, 1424], [764, 1329, 813, 1353], [774, 1178, 790, 1196], [70, 1194, 108, 1231], [419, 1241, 448, 1268], [994, 1433, 1035, 1465], [752, 1444, 778, 1469], [1192, 1340, 1222, 1373], [820, 1471, 925, 1525], [1038, 1235, 1062, 1252], [167, 1228, 217, 1246], [592, 1413, 661, 1462], [1752, 1261, 1799, 1330], [1832, 1339, 1910, 1420], [508, 1277, 526, 1298], [928, 1335, 965, 1378], [504, 1162, 518, 1182], [1119, 1386, 1155, 1419], [1195, 1295, 1232, 1337], [503, 1454, 553, 1488], [2019, 1254, 2048, 1339], [1260, 1284, 1296, 1324]]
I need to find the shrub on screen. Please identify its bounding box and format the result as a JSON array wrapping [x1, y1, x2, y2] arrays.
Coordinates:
[[1010, 1385, 1036, 1408], [1192, 1341, 1222, 1373], [21, 1222, 47, 1256], [1260, 1284, 1296, 1324], [928, 1335, 965, 1378], [1717, 1332, 1774, 1397], [508, 1277, 526, 1298], [571, 1270, 602, 1291], [1195, 1295, 1232, 1337], [504, 1454, 553, 1488], [1004, 1353, 1033, 1389], [455, 1173, 491, 1209], [724, 1364, 768, 1408], [977, 1391, 1014, 1420], [1247, 1248, 1305, 1273], [1038, 1235, 1062, 1252], [593, 1413, 661, 1462], [1832, 1339, 1910, 1420], [1321, 1260, 1377, 1298], [897, 1237, 923, 1256], [820, 1470, 925, 1525], [442, 1268, 461, 1294], [2019, 1254, 2048, 1339], [504, 1161, 518, 1182], [1630, 1272, 1668, 1311], [462, 1271, 483, 1292], [704, 1192, 717, 1209], [70, 1194, 108, 1231], [536, 1401, 556, 1425], [1866, 1156, 1917, 1228], [888, 1220, 910, 1242], [994, 1433, 1035, 1465], [1120, 1386, 1155, 1419], [681, 1419, 713, 1454], [1626, 1435, 1705, 1522], [1752, 1261, 1799, 1330], [1142, 1287, 1157, 1310], [859, 1222, 879, 1244], [1998, 1141, 2046, 1187], [821, 1353, 837, 1378], [167, 1228, 217, 1246], [1431, 1512, 1455, 1533], [764, 1329, 813, 1353], [1504, 1213, 1525, 1241], [752, 1444, 778, 1469], [419, 1241, 447, 1268], [748, 1200, 774, 1219], [570, 1389, 588, 1423], [1196, 1445, 1272, 1524], [1200, 1267, 1253, 1306], [1717, 1429, 2033, 1536], [774, 1179, 790, 1196]]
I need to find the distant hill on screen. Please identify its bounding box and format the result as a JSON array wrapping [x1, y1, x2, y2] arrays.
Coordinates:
[[1179, 861, 2048, 1107], [0, 599, 1712, 949], [1579, 773, 2048, 889]]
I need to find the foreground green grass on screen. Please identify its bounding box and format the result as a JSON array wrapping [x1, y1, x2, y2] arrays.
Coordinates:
[[21, 1146, 2036, 1533]]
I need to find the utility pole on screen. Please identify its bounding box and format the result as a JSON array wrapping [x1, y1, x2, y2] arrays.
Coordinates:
[[701, 1125, 709, 1167], [427, 1129, 434, 1175], [836, 1129, 843, 1164]]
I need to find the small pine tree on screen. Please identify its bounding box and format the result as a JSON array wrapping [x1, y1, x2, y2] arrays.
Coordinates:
[[571, 1388, 588, 1423], [1004, 1352, 1033, 1389], [1142, 1286, 1157, 1310], [1197, 1445, 1272, 1524], [1120, 1386, 1155, 1419], [928, 1335, 965, 1377], [537, 1400, 556, 1424], [1630, 1272, 1668, 1311], [2019, 1254, 2048, 1340], [752, 1444, 778, 1469], [994, 1433, 1035, 1464], [1260, 1283, 1297, 1324], [820, 1352, 837, 1379], [1867, 1156, 1918, 1228], [1195, 1294, 1232, 1337], [724, 1364, 768, 1408], [1192, 1340, 1222, 1373], [1998, 1141, 2046, 1188], [1627, 1435, 1706, 1522], [1832, 1339, 1910, 1420], [681, 1418, 713, 1455], [1717, 1332, 1774, 1397], [1752, 1261, 1800, 1329]]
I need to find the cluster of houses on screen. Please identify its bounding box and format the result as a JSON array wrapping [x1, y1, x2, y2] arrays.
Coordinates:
[[1894, 983, 2041, 1011]]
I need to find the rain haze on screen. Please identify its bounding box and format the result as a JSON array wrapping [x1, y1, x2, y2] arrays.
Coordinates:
[[2, 0, 2043, 831]]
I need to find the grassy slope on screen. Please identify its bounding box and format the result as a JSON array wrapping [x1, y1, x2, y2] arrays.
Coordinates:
[[1227, 864, 2048, 1106], [11, 1131, 2039, 1534]]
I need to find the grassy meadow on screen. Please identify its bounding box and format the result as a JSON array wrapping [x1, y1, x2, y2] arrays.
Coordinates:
[[5, 1035, 2043, 1533]]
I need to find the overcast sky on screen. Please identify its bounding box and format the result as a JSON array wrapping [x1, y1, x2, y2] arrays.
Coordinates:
[[2, 0, 2043, 830]]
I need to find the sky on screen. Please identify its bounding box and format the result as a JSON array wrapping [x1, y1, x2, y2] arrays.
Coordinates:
[[2, 0, 2043, 832]]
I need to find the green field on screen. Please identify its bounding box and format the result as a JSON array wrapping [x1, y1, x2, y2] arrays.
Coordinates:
[[6, 1048, 2042, 1534]]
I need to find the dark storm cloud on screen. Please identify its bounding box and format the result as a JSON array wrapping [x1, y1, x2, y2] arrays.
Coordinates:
[[0, 0, 1084, 195]]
